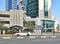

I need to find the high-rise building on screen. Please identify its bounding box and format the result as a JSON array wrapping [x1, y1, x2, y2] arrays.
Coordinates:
[[6, 0, 19, 11], [25, 0, 55, 32], [26, 0, 51, 18], [27, 0, 38, 18], [38, 0, 54, 30], [22, 0, 27, 11]]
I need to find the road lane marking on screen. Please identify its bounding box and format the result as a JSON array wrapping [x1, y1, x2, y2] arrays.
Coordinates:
[[41, 36, 47, 38], [3, 37, 11, 39]]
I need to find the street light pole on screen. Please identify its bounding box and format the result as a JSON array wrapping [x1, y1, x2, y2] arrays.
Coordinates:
[[52, 29, 55, 36]]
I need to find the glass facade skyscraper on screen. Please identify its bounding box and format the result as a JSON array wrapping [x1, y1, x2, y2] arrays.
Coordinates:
[[26, 0, 54, 30], [27, 0, 38, 18], [6, 0, 18, 11], [26, 0, 49, 18], [22, 0, 27, 11]]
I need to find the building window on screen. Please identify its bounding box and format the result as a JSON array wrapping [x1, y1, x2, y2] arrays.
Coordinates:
[[44, 0, 48, 17], [27, 0, 38, 18], [42, 20, 54, 29]]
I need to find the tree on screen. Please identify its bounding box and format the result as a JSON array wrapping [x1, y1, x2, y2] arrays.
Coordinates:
[[23, 21, 35, 32], [0, 22, 8, 34], [0, 22, 4, 30]]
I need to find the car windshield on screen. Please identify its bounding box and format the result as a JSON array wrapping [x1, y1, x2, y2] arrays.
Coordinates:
[[21, 31, 27, 33]]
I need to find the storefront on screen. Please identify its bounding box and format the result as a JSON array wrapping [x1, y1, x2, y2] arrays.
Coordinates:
[[41, 20, 55, 32]]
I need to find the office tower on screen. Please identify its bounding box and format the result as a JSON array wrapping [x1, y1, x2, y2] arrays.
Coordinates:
[[26, 0, 51, 18], [26, 0, 55, 31], [38, 0, 52, 18], [6, 0, 18, 11], [27, 0, 38, 18], [22, 0, 27, 11], [38, 0, 53, 28]]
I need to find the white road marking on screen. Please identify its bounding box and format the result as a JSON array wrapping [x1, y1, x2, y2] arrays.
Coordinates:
[[41, 36, 47, 38], [3, 37, 11, 39], [17, 37, 24, 39]]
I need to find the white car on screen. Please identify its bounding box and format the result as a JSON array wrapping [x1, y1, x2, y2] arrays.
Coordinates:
[[15, 32, 31, 36]]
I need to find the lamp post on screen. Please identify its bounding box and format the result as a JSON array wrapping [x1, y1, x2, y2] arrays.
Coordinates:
[[52, 28, 55, 36]]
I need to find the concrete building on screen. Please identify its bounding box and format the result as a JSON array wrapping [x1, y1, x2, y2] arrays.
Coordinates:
[[10, 10, 24, 27], [0, 11, 9, 24], [0, 10, 24, 34], [0, 10, 24, 28]]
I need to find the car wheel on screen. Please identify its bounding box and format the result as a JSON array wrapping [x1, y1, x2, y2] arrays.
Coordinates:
[[17, 34, 20, 36], [27, 34, 30, 36]]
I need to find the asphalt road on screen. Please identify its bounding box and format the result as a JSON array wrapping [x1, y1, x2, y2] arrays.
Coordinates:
[[0, 38, 60, 44]]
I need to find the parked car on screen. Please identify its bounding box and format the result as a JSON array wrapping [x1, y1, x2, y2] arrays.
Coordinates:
[[14, 32, 31, 36]]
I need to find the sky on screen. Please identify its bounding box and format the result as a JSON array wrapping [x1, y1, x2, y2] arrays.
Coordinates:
[[52, 0, 60, 24], [0, 0, 60, 24], [0, 0, 5, 11]]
